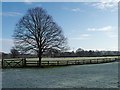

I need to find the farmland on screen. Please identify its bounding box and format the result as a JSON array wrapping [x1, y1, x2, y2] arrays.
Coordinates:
[[1, 56, 119, 88], [2, 62, 118, 88], [1, 56, 118, 61], [27, 56, 119, 61]]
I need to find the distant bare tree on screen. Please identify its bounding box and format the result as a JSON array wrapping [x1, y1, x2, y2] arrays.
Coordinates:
[[13, 7, 68, 67], [10, 48, 19, 58]]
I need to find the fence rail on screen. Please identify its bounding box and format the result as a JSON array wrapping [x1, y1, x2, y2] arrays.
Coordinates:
[[1, 57, 119, 68]]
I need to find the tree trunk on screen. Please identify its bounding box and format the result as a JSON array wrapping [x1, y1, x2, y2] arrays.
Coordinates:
[[38, 50, 42, 67], [38, 55, 41, 67]]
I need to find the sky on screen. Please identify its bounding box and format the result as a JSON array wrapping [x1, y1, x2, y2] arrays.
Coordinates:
[[1, 0, 119, 53]]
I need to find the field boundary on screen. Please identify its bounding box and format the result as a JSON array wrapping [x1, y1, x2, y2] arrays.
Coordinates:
[[1, 57, 119, 68]]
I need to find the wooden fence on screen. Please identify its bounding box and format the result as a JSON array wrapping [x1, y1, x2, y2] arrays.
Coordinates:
[[1, 57, 119, 68], [1, 58, 26, 68]]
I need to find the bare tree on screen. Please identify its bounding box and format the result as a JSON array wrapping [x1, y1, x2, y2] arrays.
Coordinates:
[[10, 48, 19, 58], [13, 7, 68, 67]]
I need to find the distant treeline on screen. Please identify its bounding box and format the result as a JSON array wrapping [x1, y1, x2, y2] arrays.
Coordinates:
[[44, 48, 120, 57], [1, 48, 120, 59], [59, 50, 120, 57]]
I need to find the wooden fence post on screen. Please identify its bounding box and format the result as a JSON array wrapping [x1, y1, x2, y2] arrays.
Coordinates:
[[57, 61, 59, 65], [74, 60, 76, 64], [90, 60, 91, 64], [83, 60, 85, 64], [2, 58, 4, 68], [106, 58, 108, 62], [115, 58, 117, 62], [103, 58, 106, 63], [24, 58, 26, 67], [22, 58, 23, 67], [97, 59, 98, 63], [108, 58, 110, 62], [67, 61, 69, 65], [48, 61, 49, 65]]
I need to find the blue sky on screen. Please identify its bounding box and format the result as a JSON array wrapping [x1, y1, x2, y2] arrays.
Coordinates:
[[1, 1, 118, 53]]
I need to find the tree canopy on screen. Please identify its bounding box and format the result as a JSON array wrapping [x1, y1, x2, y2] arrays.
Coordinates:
[[13, 7, 68, 67]]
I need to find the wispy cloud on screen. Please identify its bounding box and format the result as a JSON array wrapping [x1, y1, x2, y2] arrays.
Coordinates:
[[88, 26, 112, 32], [85, 47, 118, 51], [24, 0, 33, 5], [70, 34, 91, 40], [87, 26, 117, 38], [63, 7, 83, 12], [91, 0, 119, 11], [0, 12, 23, 17], [71, 8, 81, 12]]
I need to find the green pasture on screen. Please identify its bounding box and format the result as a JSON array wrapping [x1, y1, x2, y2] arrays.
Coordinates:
[[1, 56, 118, 61]]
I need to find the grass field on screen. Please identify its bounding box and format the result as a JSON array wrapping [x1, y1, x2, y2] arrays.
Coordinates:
[[25, 56, 119, 62], [2, 56, 119, 88], [1, 56, 119, 61], [2, 62, 118, 88]]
